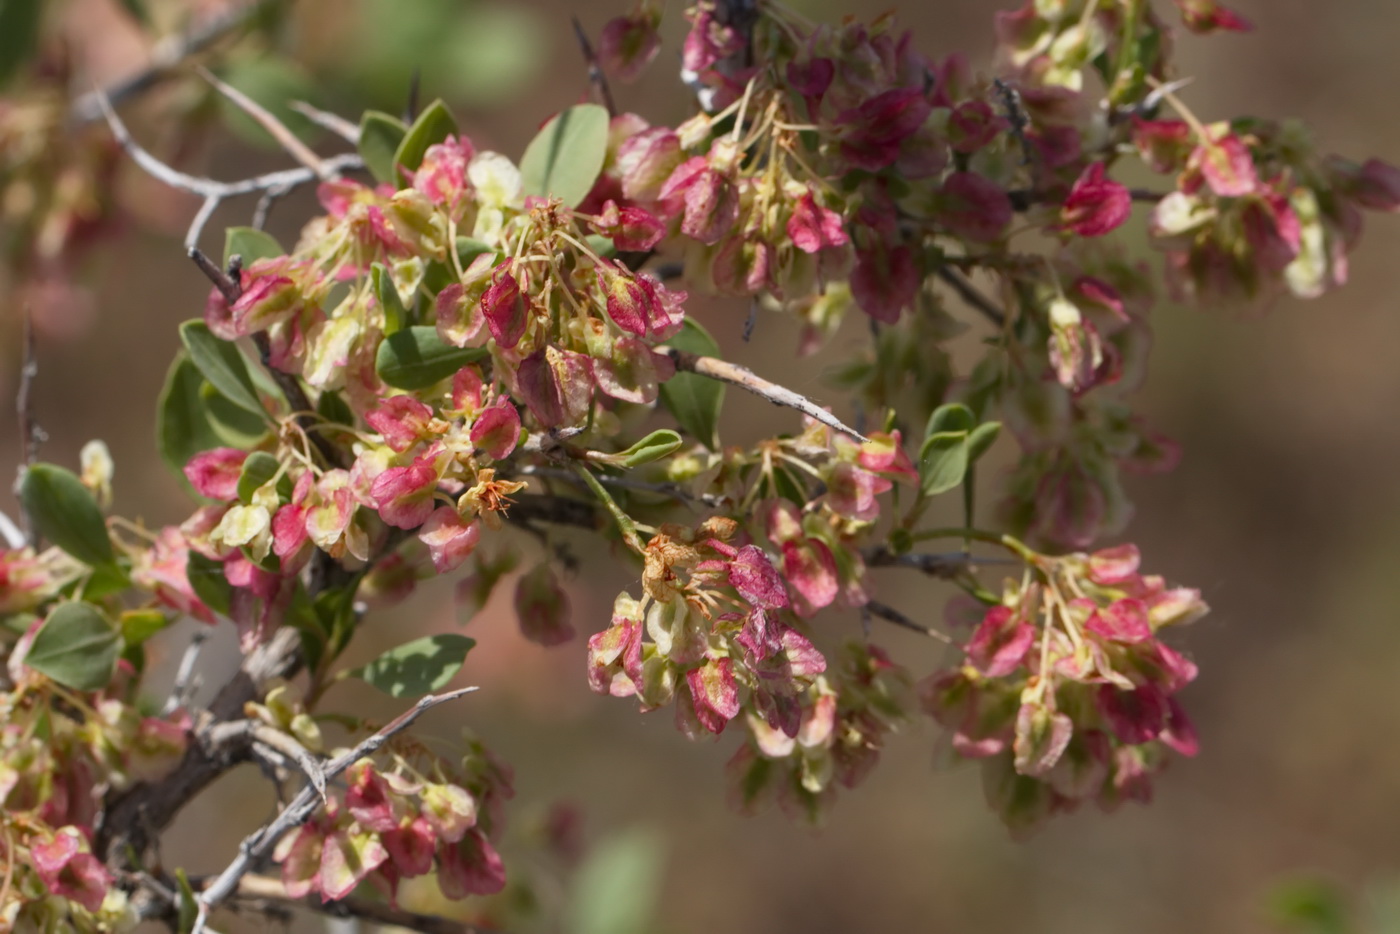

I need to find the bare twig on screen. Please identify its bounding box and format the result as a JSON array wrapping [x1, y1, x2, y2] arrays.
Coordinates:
[[70, 0, 280, 124], [196, 66, 328, 178], [96, 91, 360, 249], [191, 687, 479, 933], [863, 599, 953, 644], [571, 16, 618, 118], [289, 101, 360, 144], [992, 77, 1034, 166], [235, 874, 489, 934], [247, 724, 326, 802], [162, 627, 210, 716], [935, 267, 1006, 328], [663, 349, 870, 444]]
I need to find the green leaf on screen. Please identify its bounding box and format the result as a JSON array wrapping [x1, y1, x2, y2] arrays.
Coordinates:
[[568, 827, 666, 934], [658, 319, 724, 449], [179, 320, 269, 420], [371, 263, 409, 334], [237, 451, 281, 503], [351, 634, 476, 698], [186, 552, 232, 616], [925, 402, 975, 440], [919, 431, 970, 497], [375, 326, 488, 389], [223, 227, 284, 268], [19, 464, 114, 567], [24, 603, 121, 691], [174, 868, 199, 934], [1268, 877, 1351, 934], [115, 0, 152, 26], [316, 389, 356, 427], [358, 110, 408, 184], [618, 430, 683, 468], [519, 103, 610, 207], [0, 0, 41, 88], [120, 609, 169, 647], [584, 233, 617, 259], [205, 384, 271, 448], [393, 99, 458, 177], [967, 421, 1002, 463], [157, 355, 225, 478]]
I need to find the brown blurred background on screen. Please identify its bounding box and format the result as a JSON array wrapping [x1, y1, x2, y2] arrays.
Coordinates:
[[6, 0, 1400, 931]]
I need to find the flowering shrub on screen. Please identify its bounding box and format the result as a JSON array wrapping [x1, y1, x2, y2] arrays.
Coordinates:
[[0, 0, 1396, 930]]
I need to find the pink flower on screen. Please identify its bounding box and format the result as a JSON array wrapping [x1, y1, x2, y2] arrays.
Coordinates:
[[369, 461, 439, 529], [469, 396, 521, 460], [965, 605, 1035, 677], [437, 829, 506, 898], [366, 396, 436, 453], [32, 827, 112, 912], [594, 200, 665, 251], [418, 508, 480, 573], [1190, 132, 1258, 197], [851, 244, 919, 323], [184, 448, 248, 501], [825, 462, 892, 521], [728, 545, 789, 610], [787, 193, 849, 253], [658, 155, 740, 245], [413, 135, 475, 206], [1061, 162, 1131, 237], [481, 270, 529, 349], [599, 7, 662, 82], [937, 172, 1013, 242], [686, 657, 741, 734], [515, 563, 574, 646], [1085, 599, 1153, 644], [587, 616, 644, 697], [837, 88, 933, 172], [1174, 0, 1252, 33]]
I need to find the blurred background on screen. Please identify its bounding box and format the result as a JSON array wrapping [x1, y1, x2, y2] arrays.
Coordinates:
[[4, 0, 1400, 931]]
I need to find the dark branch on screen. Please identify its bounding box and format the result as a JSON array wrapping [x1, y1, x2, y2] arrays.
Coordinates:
[[935, 267, 1006, 328], [571, 16, 618, 118]]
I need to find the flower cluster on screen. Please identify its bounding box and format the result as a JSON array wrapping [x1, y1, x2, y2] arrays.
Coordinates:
[[921, 543, 1207, 835]]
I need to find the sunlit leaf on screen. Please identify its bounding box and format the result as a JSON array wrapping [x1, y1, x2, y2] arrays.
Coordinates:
[[352, 634, 476, 698]]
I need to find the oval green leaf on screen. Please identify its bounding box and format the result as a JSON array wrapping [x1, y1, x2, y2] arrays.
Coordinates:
[[568, 828, 666, 934], [352, 633, 476, 699], [157, 354, 226, 479], [393, 99, 458, 178], [223, 226, 284, 269], [186, 551, 232, 616], [179, 320, 269, 420], [919, 431, 970, 497], [359, 110, 408, 185], [519, 103, 609, 207], [658, 319, 724, 450], [619, 429, 684, 468], [24, 603, 121, 691], [371, 262, 409, 334], [376, 326, 489, 389], [925, 402, 975, 440], [967, 421, 1002, 463], [237, 451, 281, 503], [19, 463, 114, 567]]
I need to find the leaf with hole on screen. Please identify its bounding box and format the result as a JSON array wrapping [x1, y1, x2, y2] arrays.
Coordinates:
[[376, 326, 488, 389], [352, 634, 476, 698], [19, 464, 115, 568], [519, 103, 610, 207], [24, 603, 121, 691]]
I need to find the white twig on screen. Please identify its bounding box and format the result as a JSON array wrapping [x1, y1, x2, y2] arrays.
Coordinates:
[[94, 90, 361, 249], [162, 627, 210, 716], [195, 66, 328, 178], [190, 687, 479, 933], [289, 101, 360, 143], [663, 348, 870, 444]]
